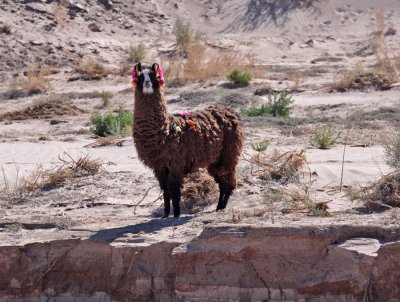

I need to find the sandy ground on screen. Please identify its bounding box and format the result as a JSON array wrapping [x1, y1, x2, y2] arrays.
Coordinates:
[[1, 0, 400, 248]]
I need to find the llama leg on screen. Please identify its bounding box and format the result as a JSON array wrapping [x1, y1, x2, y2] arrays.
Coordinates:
[[215, 172, 236, 211], [155, 168, 171, 218], [216, 181, 228, 211], [220, 172, 236, 209], [168, 174, 182, 218]]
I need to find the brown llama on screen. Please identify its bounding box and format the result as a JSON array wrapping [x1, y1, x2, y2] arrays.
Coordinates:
[[132, 62, 243, 218]]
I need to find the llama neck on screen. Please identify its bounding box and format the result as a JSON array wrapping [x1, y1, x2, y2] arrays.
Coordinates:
[[133, 91, 170, 136]]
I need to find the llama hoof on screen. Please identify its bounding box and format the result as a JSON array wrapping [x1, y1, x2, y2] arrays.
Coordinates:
[[216, 207, 225, 212], [162, 214, 170, 218], [173, 214, 180, 218]]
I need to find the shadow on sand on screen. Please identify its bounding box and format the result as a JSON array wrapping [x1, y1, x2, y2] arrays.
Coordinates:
[[223, 0, 321, 32], [89, 216, 193, 243]]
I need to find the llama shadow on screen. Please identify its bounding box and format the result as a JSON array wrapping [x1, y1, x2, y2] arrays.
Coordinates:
[[222, 0, 321, 32], [89, 216, 193, 243]]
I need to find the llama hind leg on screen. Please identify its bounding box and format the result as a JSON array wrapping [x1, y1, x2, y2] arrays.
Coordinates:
[[155, 168, 171, 218], [214, 172, 236, 211], [167, 174, 182, 218]]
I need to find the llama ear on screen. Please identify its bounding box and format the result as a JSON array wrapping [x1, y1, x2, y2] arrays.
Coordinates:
[[132, 63, 141, 85], [152, 63, 165, 86], [152, 63, 159, 75]]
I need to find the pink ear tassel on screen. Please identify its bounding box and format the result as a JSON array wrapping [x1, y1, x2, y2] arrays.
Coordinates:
[[132, 68, 137, 82], [158, 65, 165, 84]]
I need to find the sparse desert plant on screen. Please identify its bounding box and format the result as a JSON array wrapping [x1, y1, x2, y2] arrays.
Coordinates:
[[162, 42, 246, 83], [173, 17, 193, 54], [25, 68, 50, 94], [264, 92, 294, 117], [239, 105, 268, 117], [90, 108, 133, 137], [0, 24, 11, 35], [123, 42, 146, 64], [100, 90, 113, 108], [75, 58, 108, 78], [384, 132, 400, 169], [251, 140, 269, 152], [241, 92, 293, 117], [227, 69, 253, 86], [310, 125, 340, 149], [18, 153, 103, 193]]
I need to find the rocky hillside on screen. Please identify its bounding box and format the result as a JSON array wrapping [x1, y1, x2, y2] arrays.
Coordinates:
[[1, 0, 399, 79]]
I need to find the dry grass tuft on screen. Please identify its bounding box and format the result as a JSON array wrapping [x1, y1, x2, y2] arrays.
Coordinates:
[[331, 69, 396, 92], [162, 42, 262, 83], [20, 65, 53, 94], [0, 99, 86, 121], [74, 58, 109, 79], [19, 153, 103, 193], [182, 169, 218, 210], [347, 172, 400, 210], [243, 149, 306, 182]]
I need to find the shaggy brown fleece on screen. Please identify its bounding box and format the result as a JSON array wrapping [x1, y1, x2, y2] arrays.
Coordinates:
[[133, 91, 243, 180], [133, 88, 243, 216]]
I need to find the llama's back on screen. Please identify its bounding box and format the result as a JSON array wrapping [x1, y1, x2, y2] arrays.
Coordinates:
[[168, 106, 243, 176]]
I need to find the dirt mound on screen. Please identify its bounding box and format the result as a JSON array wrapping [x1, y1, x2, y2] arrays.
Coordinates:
[[0, 99, 86, 121]]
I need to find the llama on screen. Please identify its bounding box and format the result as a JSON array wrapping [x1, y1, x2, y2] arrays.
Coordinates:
[[132, 62, 243, 218]]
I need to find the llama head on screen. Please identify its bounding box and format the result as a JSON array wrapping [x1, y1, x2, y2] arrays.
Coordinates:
[[132, 63, 165, 94]]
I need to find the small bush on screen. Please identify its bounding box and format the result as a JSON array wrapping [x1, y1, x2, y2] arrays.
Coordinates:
[[123, 42, 146, 64], [90, 109, 133, 137], [240, 92, 293, 117], [173, 17, 193, 54], [251, 140, 269, 152], [75, 58, 108, 78], [227, 69, 252, 86], [264, 92, 293, 117], [384, 132, 400, 169], [0, 24, 11, 35], [100, 90, 113, 108], [310, 125, 340, 149]]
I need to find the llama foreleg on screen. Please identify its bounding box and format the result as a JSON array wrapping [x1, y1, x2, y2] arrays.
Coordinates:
[[167, 174, 182, 218], [216, 172, 236, 211], [155, 168, 171, 218]]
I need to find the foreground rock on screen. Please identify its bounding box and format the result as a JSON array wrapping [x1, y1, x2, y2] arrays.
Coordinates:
[[1, 225, 399, 301]]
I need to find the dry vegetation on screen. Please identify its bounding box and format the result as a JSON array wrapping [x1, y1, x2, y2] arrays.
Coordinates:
[[1, 154, 103, 200], [242, 149, 306, 182], [162, 42, 252, 83], [239, 148, 329, 217], [348, 172, 400, 211], [330, 10, 399, 92], [0, 99, 86, 121], [182, 169, 218, 211], [74, 58, 109, 79], [330, 63, 396, 92]]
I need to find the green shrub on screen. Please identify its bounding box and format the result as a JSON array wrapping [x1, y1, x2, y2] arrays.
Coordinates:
[[100, 90, 113, 108], [173, 17, 193, 53], [227, 69, 252, 86], [90, 109, 133, 137], [251, 140, 269, 152], [384, 132, 400, 169], [123, 42, 146, 64], [240, 92, 293, 117], [310, 125, 340, 149], [0, 25, 11, 35], [264, 92, 293, 117]]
